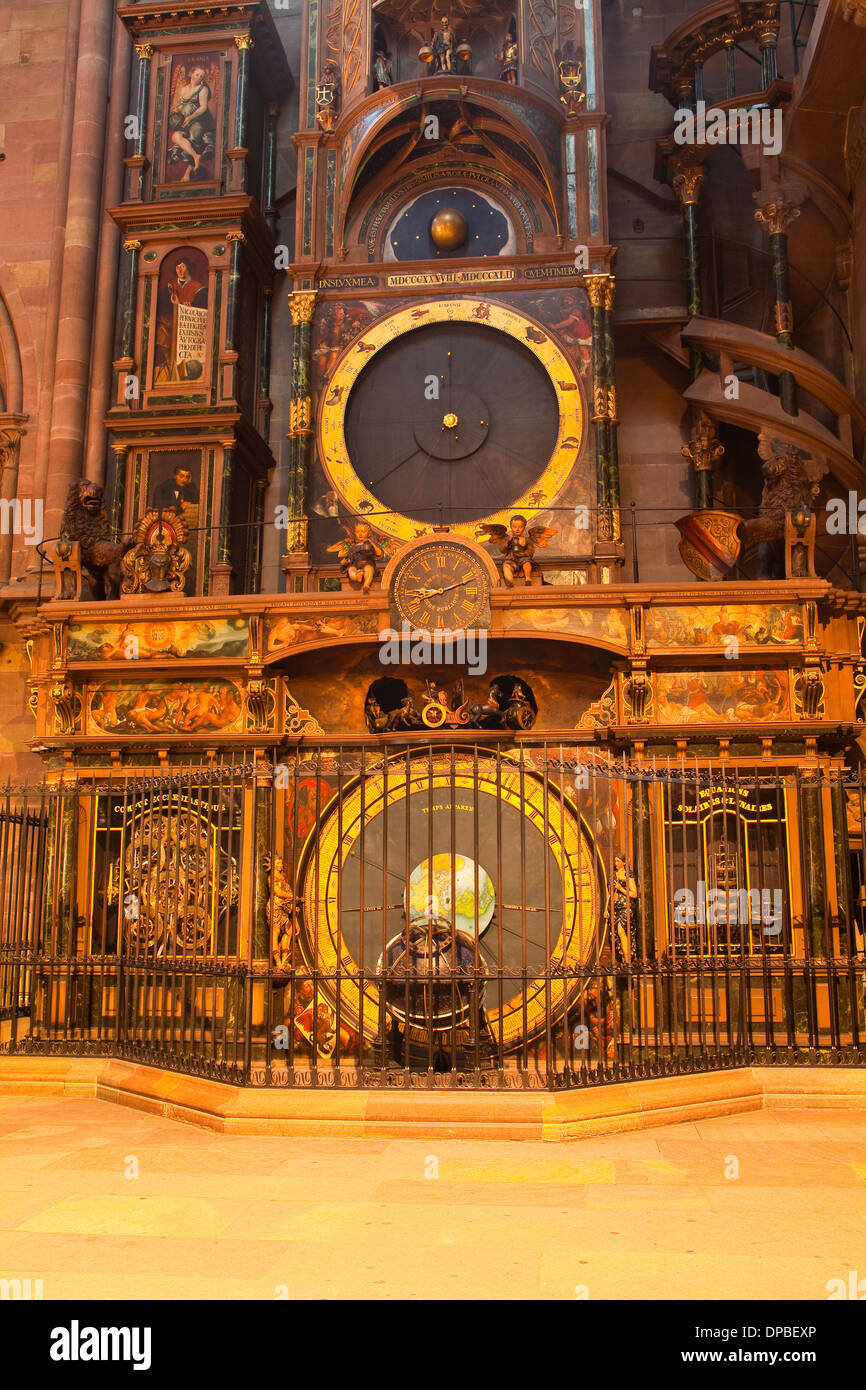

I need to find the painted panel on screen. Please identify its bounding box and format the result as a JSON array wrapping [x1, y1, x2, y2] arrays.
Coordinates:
[[88, 679, 243, 735], [501, 605, 627, 647], [646, 604, 803, 649], [656, 671, 788, 724], [68, 619, 248, 662]]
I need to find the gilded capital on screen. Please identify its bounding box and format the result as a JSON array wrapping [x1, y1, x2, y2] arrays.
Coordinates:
[[682, 412, 725, 473], [123, 239, 142, 253], [289, 291, 317, 325], [135, 43, 154, 61], [754, 200, 800, 236], [583, 275, 609, 310], [672, 164, 705, 206], [235, 34, 256, 52]]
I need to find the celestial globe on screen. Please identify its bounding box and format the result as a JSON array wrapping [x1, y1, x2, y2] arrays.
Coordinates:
[[406, 853, 495, 936], [430, 208, 468, 250]]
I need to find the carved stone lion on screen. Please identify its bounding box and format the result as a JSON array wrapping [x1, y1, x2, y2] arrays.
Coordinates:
[[60, 481, 128, 600]]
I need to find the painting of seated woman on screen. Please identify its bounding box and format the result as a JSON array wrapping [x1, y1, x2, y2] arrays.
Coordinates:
[[165, 54, 220, 184]]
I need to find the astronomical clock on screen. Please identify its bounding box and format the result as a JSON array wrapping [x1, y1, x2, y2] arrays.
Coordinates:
[[273, 0, 623, 1067]]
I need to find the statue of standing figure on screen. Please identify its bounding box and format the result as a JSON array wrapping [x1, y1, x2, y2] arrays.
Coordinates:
[[498, 27, 519, 85], [432, 15, 455, 72], [373, 49, 392, 88]]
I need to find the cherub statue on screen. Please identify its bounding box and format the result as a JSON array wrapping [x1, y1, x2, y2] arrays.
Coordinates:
[[476, 514, 557, 587], [432, 15, 455, 72], [327, 519, 384, 592]]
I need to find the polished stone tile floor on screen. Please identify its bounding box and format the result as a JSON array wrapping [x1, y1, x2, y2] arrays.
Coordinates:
[[0, 1096, 863, 1299]]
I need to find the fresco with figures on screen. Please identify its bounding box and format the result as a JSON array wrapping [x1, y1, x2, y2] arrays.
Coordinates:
[[266, 612, 381, 654], [501, 605, 627, 647], [68, 619, 248, 662], [88, 679, 243, 735], [646, 604, 804, 649], [656, 670, 788, 724]]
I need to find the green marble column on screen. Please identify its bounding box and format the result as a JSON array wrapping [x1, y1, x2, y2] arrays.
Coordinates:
[[755, 199, 800, 416], [253, 769, 272, 963], [224, 232, 245, 354], [602, 277, 622, 536], [263, 104, 279, 233], [233, 34, 255, 192], [286, 290, 317, 553], [45, 783, 77, 957], [630, 772, 655, 957], [759, 18, 779, 88], [119, 238, 141, 369], [109, 445, 127, 540], [218, 443, 235, 567], [672, 161, 705, 384], [585, 275, 612, 540], [259, 287, 273, 447], [799, 775, 827, 957], [830, 770, 853, 954]]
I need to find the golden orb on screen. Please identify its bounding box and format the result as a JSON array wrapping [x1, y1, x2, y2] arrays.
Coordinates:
[[442, 412, 459, 429], [430, 208, 468, 250]]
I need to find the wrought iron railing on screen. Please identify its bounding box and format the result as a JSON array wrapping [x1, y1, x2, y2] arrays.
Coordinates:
[[0, 748, 864, 1087]]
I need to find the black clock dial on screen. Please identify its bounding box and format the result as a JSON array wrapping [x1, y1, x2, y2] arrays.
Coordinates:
[[343, 322, 559, 527], [392, 541, 489, 629]]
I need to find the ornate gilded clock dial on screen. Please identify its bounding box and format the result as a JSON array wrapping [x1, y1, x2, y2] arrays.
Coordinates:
[[343, 322, 559, 525], [298, 751, 603, 1049], [391, 540, 490, 629], [319, 298, 584, 544]]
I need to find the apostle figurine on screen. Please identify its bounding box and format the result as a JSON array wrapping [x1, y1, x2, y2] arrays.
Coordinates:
[[432, 15, 455, 72], [373, 49, 393, 88], [476, 514, 557, 587], [498, 29, 519, 84], [327, 520, 384, 592]]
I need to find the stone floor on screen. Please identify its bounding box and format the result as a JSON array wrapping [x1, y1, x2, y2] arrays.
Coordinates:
[[0, 1095, 863, 1300]]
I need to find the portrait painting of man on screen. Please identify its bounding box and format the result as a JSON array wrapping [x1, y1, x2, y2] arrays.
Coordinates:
[[147, 451, 202, 593], [153, 247, 209, 386]]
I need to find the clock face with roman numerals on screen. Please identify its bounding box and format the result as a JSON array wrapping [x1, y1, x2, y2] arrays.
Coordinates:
[[390, 541, 491, 629]]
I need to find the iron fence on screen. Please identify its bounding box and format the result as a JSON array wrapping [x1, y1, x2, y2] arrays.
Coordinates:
[[0, 746, 864, 1088]]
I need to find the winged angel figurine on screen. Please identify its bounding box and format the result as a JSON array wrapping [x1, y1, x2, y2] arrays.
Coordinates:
[[476, 514, 557, 587]]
